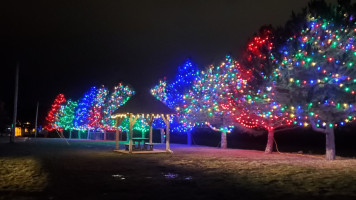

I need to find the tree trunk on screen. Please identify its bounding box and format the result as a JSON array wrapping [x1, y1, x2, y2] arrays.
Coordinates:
[[187, 131, 192, 146], [69, 130, 72, 139], [103, 130, 107, 141], [221, 131, 227, 149], [264, 129, 274, 153], [325, 126, 336, 160]]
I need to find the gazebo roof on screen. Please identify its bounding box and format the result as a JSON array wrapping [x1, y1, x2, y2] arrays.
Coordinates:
[[112, 90, 176, 118]]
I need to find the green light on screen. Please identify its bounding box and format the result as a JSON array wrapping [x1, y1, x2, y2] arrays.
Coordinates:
[[332, 41, 337, 47]]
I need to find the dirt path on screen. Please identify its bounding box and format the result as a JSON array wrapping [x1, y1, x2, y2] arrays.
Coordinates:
[[1, 137, 356, 200]]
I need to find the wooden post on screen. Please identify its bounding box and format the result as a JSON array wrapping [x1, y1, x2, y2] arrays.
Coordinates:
[[161, 114, 171, 152], [146, 115, 154, 144], [129, 114, 133, 152], [128, 113, 138, 153], [166, 115, 171, 152], [115, 128, 119, 150], [115, 117, 123, 150]]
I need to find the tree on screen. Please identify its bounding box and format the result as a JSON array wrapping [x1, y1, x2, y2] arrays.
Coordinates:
[[44, 94, 66, 131], [101, 83, 134, 130], [88, 85, 108, 131], [74, 87, 98, 131], [151, 59, 200, 144], [275, 16, 356, 160], [182, 55, 247, 148], [234, 84, 296, 153], [229, 26, 298, 153], [55, 99, 78, 138], [239, 25, 275, 88]]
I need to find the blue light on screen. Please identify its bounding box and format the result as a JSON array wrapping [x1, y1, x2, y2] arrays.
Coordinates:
[[74, 86, 98, 130]]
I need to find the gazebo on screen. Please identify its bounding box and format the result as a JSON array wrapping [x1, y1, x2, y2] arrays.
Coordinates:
[[111, 91, 176, 153]]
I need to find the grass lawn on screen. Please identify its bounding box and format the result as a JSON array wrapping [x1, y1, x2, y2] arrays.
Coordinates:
[[1, 137, 356, 200]]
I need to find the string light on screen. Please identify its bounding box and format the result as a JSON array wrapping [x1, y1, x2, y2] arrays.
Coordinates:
[[44, 94, 66, 131]]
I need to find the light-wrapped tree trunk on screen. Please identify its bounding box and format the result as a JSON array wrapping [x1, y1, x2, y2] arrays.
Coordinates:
[[187, 131, 192, 146]]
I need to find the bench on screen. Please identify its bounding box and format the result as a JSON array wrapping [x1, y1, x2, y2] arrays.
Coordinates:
[[144, 143, 154, 151], [125, 143, 141, 151]]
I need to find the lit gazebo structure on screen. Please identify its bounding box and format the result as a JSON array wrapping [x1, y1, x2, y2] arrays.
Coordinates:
[[111, 91, 176, 153]]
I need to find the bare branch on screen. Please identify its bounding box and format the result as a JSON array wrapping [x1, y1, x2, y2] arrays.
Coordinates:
[[309, 118, 326, 134]]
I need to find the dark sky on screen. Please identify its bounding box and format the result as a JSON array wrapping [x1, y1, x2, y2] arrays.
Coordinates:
[[0, 0, 340, 125]]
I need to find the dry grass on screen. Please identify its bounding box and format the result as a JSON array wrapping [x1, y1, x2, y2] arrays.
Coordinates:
[[0, 157, 47, 192], [1, 138, 356, 200]]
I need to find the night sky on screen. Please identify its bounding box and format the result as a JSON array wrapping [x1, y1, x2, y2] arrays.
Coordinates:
[[0, 0, 341, 125]]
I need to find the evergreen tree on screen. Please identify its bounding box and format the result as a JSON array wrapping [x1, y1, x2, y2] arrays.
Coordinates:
[[88, 85, 108, 131], [56, 99, 78, 131], [44, 94, 66, 131], [275, 16, 356, 160], [74, 87, 98, 131], [101, 83, 134, 130]]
